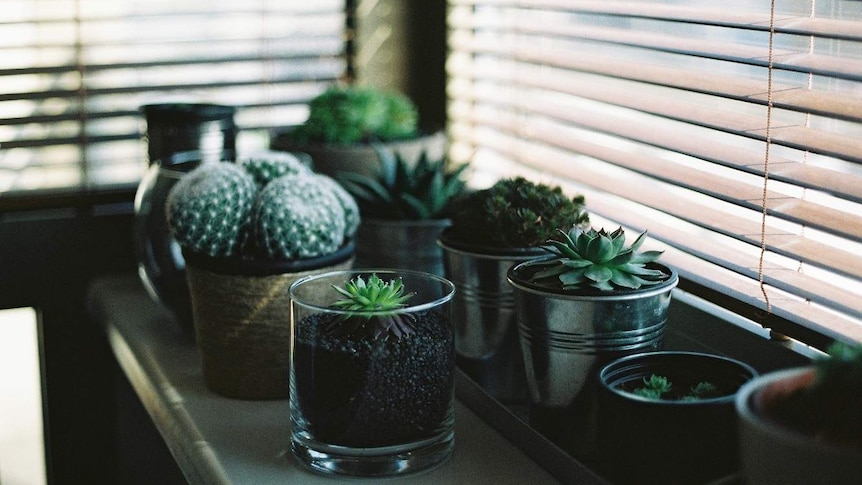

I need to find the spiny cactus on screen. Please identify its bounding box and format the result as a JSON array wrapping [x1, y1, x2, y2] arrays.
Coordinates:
[[165, 162, 257, 258], [289, 86, 418, 145], [529, 226, 667, 291], [447, 177, 589, 248], [254, 173, 348, 260], [321, 273, 418, 341], [242, 151, 310, 187], [316, 173, 361, 237], [167, 158, 358, 262], [338, 144, 468, 220]]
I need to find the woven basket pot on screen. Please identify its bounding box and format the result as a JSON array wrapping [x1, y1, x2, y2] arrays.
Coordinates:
[[184, 242, 355, 400]]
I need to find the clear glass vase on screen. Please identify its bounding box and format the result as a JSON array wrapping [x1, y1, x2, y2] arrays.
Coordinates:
[[288, 269, 456, 477]]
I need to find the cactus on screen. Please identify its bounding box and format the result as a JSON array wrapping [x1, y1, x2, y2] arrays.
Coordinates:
[[316, 173, 361, 237], [242, 151, 310, 187], [447, 177, 589, 248], [289, 86, 419, 145], [167, 157, 359, 262], [165, 162, 258, 258], [253, 173, 348, 260]]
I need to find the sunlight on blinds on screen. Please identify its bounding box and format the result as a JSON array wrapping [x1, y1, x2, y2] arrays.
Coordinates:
[[447, 0, 862, 346], [0, 0, 347, 196]]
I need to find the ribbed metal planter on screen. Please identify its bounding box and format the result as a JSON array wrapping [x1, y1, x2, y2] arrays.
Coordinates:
[[438, 232, 547, 402], [355, 218, 451, 278], [438, 235, 546, 360], [507, 262, 679, 408]]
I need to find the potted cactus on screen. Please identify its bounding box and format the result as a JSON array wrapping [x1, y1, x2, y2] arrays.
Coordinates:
[[505, 226, 678, 456], [289, 270, 456, 476], [270, 85, 446, 179], [165, 151, 359, 399], [596, 351, 757, 484], [337, 144, 469, 276], [735, 342, 862, 485], [437, 177, 589, 402]]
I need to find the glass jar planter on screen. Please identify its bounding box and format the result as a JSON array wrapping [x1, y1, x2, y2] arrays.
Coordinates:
[[288, 269, 456, 477]]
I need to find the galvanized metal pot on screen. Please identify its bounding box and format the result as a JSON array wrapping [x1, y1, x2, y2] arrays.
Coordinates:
[[438, 230, 547, 402], [355, 218, 451, 277], [507, 261, 678, 455]]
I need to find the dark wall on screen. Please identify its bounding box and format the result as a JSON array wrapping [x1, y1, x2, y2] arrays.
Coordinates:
[[0, 200, 141, 484]]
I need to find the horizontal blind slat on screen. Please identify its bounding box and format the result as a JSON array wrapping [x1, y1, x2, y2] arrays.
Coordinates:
[[451, 0, 862, 42]]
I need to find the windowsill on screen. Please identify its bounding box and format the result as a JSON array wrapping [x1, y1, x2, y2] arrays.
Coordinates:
[[86, 274, 593, 484]]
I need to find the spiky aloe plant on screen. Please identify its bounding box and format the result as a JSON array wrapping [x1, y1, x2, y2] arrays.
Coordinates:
[[529, 226, 668, 291], [338, 144, 468, 220], [322, 274, 418, 340]]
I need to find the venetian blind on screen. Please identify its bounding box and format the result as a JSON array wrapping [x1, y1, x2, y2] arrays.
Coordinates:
[[447, 0, 862, 346], [0, 0, 348, 199]]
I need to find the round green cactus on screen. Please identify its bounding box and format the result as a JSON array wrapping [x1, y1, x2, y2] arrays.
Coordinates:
[[165, 162, 258, 258], [253, 173, 348, 260], [315, 174, 361, 237], [242, 151, 310, 187]]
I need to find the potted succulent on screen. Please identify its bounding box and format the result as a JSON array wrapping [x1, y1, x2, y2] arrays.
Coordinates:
[[597, 351, 757, 484], [735, 342, 862, 485], [288, 270, 456, 477], [337, 144, 469, 276], [438, 177, 589, 402], [165, 151, 360, 399], [506, 226, 678, 456], [270, 85, 446, 179]]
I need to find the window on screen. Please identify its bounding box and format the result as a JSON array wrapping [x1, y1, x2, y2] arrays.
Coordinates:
[[447, 0, 862, 347], [0, 0, 348, 200]]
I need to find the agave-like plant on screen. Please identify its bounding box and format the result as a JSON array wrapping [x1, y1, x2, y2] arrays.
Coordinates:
[[338, 144, 468, 220], [323, 273, 418, 340], [529, 226, 667, 291]]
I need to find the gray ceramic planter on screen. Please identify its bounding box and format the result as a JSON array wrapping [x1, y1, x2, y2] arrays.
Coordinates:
[[736, 366, 862, 485]]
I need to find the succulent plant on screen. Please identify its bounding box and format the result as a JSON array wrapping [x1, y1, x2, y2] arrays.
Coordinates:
[[165, 162, 258, 258], [338, 144, 468, 220], [321, 274, 418, 340], [632, 374, 672, 400], [242, 150, 310, 187], [167, 157, 358, 261], [253, 173, 348, 260], [528, 226, 667, 291], [629, 375, 719, 401], [289, 86, 418, 145], [446, 177, 589, 248]]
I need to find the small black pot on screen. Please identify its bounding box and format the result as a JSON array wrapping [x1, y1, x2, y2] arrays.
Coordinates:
[[597, 351, 757, 485]]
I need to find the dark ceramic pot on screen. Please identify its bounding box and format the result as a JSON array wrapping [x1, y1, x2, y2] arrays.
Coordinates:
[[598, 351, 757, 484]]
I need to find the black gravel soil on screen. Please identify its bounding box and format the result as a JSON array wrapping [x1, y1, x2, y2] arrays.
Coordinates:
[[292, 310, 454, 448]]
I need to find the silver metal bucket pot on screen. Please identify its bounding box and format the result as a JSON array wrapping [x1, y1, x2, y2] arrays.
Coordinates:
[[508, 262, 678, 408], [438, 233, 546, 402], [507, 261, 678, 457]]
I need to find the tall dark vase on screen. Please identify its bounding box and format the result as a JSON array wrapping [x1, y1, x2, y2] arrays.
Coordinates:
[[134, 103, 237, 332]]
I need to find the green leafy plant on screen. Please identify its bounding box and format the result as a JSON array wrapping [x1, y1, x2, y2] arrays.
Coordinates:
[[323, 274, 418, 340], [528, 226, 668, 291], [446, 177, 589, 248], [629, 374, 719, 401], [289, 86, 418, 145], [632, 374, 672, 400], [338, 144, 469, 220]]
